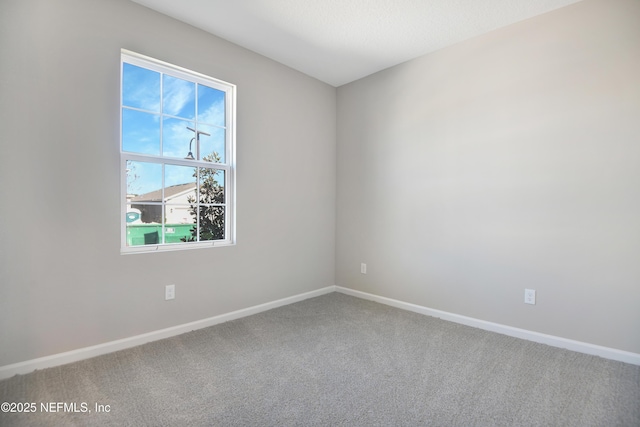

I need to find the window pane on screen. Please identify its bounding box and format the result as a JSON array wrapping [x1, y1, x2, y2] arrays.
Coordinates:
[[126, 203, 162, 246], [198, 84, 225, 127], [163, 118, 195, 159], [165, 164, 197, 205], [126, 161, 162, 199], [126, 222, 163, 246], [122, 109, 160, 155], [163, 75, 195, 119], [165, 205, 193, 225], [164, 205, 195, 243], [122, 63, 160, 112], [198, 206, 225, 241], [198, 124, 225, 163], [198, 168, 224, 204]]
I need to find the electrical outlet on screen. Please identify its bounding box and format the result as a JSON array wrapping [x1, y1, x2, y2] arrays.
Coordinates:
[[524, 289, 536, 305], [360, 263, 367, 274], [165, 284, 175, 300]]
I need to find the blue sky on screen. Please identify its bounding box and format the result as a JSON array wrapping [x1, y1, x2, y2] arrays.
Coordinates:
[[122, 63, 226, 195]]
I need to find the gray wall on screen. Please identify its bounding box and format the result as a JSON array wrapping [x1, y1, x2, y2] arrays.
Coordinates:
[[0, 0, 336, 366], [336, 0, 640, 353], [1, 0, 639, 368]]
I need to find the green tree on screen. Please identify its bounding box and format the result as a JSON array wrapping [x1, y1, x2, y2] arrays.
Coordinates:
[[182, 152, 225, 241]]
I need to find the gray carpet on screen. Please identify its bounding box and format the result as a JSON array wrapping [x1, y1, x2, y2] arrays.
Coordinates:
[[1, 292, 639, 426]]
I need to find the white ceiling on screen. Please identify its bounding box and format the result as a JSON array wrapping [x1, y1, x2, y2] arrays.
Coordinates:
[[131, 0, 582, 87]]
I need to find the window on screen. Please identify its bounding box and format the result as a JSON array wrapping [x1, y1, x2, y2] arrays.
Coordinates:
[[120, 50, 235, 253]]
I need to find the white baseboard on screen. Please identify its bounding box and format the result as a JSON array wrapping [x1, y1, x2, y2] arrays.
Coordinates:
[[0, 286, 336, 380], [336, 286, 640, 366], [3, 284, 637, 380]]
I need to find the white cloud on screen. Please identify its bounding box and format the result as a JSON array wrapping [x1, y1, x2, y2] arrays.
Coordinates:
[[163, 76, 195, 118]]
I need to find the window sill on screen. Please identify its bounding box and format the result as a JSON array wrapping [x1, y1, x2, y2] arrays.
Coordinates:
[[121, 240, 234, 255]]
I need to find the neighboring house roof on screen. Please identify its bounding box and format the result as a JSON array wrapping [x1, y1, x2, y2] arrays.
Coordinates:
[[131, 183, 197, 203]]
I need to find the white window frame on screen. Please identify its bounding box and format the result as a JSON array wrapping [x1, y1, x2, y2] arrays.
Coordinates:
[[120, 49, 236, 254]]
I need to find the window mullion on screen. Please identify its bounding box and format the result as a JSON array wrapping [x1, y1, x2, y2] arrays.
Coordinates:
[[161, 163, 166, 244], [159, 71, 164, 158], [196, 166, 201, 242], [123, 153, 230, 169]]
